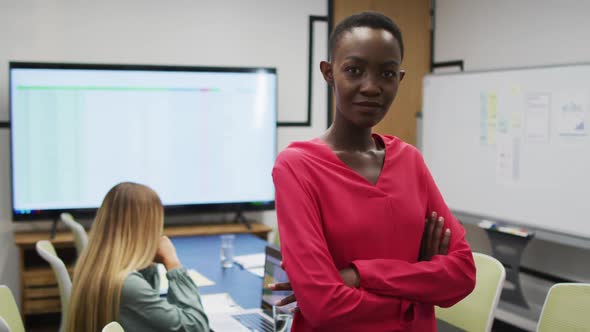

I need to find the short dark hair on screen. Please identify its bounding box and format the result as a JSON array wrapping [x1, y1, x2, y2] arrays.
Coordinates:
[[329, 11, 404, 60]]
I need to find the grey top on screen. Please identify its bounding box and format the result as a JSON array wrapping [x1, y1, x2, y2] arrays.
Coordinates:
[[119, 265, 209, 332]]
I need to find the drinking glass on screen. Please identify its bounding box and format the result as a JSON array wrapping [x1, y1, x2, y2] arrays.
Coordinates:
[[272, 305, 293, 332], [220, 234, 235, 268]]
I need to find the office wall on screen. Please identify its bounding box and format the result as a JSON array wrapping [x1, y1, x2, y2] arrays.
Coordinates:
[[434, 1, 590, 329], [0, 0, 328, 306], [435, 0, 590, 69]]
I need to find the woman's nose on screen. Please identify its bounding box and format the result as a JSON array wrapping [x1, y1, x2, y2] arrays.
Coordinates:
[[359, 75, 380, 96]]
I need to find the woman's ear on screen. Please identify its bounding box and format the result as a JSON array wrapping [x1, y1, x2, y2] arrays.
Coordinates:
[[320, 61, 334, 86], [399, 70, 406, 82]]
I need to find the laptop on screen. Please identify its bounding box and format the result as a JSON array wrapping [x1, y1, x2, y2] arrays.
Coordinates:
[[207, 245, 295, 332]]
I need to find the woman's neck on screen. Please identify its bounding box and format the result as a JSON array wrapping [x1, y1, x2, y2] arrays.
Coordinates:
[[322, 119, 376, 152]]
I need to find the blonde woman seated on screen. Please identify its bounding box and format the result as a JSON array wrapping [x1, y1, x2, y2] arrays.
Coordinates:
[[66, 182, 209, 332]]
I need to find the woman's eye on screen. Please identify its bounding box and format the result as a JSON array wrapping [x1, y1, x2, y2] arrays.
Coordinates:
[[382, 71, 396, 78], [345, 67, 361, 75]]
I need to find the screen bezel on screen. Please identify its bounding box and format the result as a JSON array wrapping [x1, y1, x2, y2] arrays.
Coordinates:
[[9, 61, 277, 221]]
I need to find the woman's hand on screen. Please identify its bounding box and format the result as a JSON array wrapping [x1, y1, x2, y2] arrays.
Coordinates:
[[269, 281, 297, 307], [420, 211, 451, 261], [154, 236, 182, 270], [269, 263, 359, 309], [339, 267, 360, 288]]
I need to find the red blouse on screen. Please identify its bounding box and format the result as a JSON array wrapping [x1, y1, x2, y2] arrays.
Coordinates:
[[272, 134, 476, 332]]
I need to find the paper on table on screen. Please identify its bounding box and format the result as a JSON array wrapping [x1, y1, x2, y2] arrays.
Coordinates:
[[187, 269, 215, 287], [200, 292, 242, 314], [233, 253, 265, 269], [158, 264, 215, 294], [247, 267, 265, 278]]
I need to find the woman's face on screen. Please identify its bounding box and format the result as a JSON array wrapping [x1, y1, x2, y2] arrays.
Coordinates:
[[324, 27, 404, 129]]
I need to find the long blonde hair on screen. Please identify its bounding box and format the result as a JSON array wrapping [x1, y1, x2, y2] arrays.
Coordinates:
[[66, 182, 164, 332]]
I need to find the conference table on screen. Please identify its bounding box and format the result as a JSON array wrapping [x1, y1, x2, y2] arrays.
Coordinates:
[[170, 234, 464, 331], [171, 233, 267, 308]]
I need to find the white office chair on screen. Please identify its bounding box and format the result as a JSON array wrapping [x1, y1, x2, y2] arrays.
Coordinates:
[[36, 240, 72, 332], [0, 317, 11, 332], [102, 321, 125, 332], [436, 252, 506, 332], [0, 285, 25, 332], [536, 283, 590, 331], [60, 212, 88, 256]]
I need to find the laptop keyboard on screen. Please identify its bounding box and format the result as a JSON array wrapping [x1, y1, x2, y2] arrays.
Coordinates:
[[232, 313, 274, 332]]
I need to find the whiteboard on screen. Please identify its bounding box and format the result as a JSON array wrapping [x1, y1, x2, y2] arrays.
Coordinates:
[[422, 64, 590, 239]]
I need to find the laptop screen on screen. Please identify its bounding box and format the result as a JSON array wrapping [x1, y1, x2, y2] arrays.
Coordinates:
[[261, 245, 296, 315]]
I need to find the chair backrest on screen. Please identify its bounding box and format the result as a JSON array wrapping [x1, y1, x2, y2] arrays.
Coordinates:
[[435, 252, 506, 332], [35, 240, 72, 332], [273, 229, 281, 248], [0, 285, 25, 332], [536, 283, 590, 332], [102, 321, 125, 332], [0, 317, 11, 332], [60, 212, 88, 256]]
